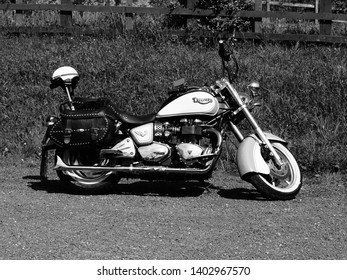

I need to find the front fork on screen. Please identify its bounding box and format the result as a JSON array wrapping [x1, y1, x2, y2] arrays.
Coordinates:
[[242, 108, 284, 167], [229, 107, 284, 168], [222, 79, 283, 167]]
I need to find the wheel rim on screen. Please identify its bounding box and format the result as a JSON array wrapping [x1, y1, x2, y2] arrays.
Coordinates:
[[262, 143, 301, 193], [61, 150, 112, 187]]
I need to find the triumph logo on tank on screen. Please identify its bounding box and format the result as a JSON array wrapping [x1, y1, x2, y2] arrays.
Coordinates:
[[192, 97, 213, 104]]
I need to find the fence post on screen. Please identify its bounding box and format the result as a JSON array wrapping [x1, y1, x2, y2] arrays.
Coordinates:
[[186, 0, 197, 29], [254, 0, 262, 33], [125, 0, 134, 31], [315, 0, 319, 25], [266, 0, 271, 12], [60, 0, 73, 29], [319, 0, 332, 35], [15, 0, 23, 27], [264, 0, 271, 25]]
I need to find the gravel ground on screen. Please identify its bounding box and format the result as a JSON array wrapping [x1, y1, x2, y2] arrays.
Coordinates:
[[0, 165, 346, 260]]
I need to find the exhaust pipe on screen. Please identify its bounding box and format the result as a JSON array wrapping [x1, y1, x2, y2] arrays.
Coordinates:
[[54, 128, 223, 176], [54, 156, 214, 175]]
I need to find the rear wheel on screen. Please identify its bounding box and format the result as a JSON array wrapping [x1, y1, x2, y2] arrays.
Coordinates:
[[56, 149, 119, 193], [247, 142, 302, 200]]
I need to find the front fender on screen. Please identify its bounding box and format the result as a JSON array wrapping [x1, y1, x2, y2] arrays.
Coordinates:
[[236, 133, 287, 178]]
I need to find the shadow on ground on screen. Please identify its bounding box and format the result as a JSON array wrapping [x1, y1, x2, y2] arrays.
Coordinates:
[[24, 175, 267, 200], [24, 175, 205, 197], [217, 188, 268, 201]]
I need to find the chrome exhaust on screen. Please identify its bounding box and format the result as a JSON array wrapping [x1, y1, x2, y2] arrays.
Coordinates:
[[54, 128, 223, 176], [54, 156, 214, 175]]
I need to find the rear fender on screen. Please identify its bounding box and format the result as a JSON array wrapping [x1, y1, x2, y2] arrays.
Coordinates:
[[236, 133, 287, 179]]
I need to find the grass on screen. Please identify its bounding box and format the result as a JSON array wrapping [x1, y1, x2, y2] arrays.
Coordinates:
[[0, 33, 347, 173]]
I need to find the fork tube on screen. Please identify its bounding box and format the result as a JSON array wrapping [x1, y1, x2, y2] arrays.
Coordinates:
[[229, 121, 244, 142], [242, 107, 284, 166], [223, 79, 283, 166]]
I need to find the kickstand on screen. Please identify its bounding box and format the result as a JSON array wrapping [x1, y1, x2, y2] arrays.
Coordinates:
[[200, 180, 211, 193]]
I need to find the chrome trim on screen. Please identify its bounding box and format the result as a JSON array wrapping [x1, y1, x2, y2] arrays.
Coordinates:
[[54, 155, 214, 175]]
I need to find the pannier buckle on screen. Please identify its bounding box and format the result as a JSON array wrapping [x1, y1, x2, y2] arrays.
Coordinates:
[[91, 128, 98, 141], [64, 128, 72, 144]]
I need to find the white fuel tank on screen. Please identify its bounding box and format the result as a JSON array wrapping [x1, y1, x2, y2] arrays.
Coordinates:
[[157, 91, 219, 118]]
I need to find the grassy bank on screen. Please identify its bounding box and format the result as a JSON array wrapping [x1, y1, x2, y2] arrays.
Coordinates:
[[1, 34, 347, 172]]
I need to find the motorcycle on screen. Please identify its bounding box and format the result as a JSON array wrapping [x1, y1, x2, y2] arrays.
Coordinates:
[[40, 40, 302, 200]]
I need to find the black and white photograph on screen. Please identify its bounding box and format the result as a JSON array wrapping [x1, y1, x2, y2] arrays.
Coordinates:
[[0, 0, 346, 279]]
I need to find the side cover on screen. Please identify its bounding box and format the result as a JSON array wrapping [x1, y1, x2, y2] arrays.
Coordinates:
[[129, 123, 154, 146]]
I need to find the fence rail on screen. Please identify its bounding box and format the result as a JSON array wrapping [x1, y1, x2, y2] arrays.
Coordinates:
[[1, 0, 346, 44]]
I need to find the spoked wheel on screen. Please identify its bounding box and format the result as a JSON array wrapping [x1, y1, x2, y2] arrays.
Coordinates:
[[247, 142, 302, 200], [56, 149, 119, 193]]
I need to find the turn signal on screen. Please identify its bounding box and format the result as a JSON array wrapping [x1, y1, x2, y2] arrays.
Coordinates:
[[248, 82, 260, 98], [46, 116, 58, 126]]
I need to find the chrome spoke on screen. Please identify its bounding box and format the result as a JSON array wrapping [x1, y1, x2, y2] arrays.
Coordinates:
[[62, 150, 112, 187]]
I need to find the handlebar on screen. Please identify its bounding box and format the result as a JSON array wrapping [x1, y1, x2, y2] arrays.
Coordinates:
[[218, 40, 239, 83], [218, 40, 232, 62]]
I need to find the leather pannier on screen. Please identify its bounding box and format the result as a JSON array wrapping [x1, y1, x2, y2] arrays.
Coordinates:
[[49, 97, 118, 149]]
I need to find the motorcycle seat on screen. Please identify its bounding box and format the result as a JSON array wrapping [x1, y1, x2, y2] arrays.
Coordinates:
[[113, 111, 157, 126], [69, 97, 156, 126]]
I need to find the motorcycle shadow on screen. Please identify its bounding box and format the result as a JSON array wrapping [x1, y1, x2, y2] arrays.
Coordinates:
[[25, 176, 205, 197], [25, 175, 267, 200], [217, 188, 269, 201], [106, 180, 207, 197]]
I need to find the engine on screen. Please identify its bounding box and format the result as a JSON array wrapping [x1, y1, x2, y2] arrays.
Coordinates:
[[106, 118, 220, 167], [154, 118, 202, 143], [154, 118, 215, 166]]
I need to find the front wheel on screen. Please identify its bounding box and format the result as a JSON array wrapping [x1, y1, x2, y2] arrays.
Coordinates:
[[247, 143, 302, 200], [56, 149, 120, 193]]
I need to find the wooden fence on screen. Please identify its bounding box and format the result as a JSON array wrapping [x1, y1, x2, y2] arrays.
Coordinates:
[[1, 0, 347, 44]]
